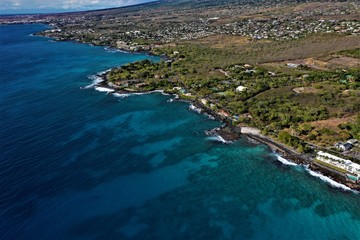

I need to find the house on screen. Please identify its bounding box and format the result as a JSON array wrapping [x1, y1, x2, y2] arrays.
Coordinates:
[[335, 142, 353, 151], [218, 110, 230, 118], [287, 63, 300, 68], [268, 71, 276, 76], [201, 99, 208, 105], [236, 86, 247, 92]]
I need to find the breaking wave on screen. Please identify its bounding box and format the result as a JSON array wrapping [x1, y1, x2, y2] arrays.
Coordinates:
[[274, 154, 297, 166], [104, 47, 128, 54], [113, 93, 130, 98], [112, 90, 165, 98], [305, 167, 357, 193], [189, 104, 202, 114], [94, 87, 115, 93], [205, 127, 231, 144], [81, 72, 107, 89], [206, 135, 229, 144], [204, 113, 216, 120]]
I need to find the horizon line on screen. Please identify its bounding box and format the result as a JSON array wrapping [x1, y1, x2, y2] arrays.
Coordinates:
[[0, 0, 159, 16]]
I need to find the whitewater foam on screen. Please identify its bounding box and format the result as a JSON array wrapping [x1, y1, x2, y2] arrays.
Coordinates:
[[205, 128, 231, 144], [189, 104, 202, 114], [113, 93, 130, 98], [104, 47, 128, 54], [97, 69, 112, 75], [81, 75, 105, 89], [94, 87, 115, 93], [205, 113, 216, 120], [112, 90, 164, 98], [305, 167, 357, 193], [168, 95, 179, 102], [207, 135, 229, 144], [275, 154, 297, 166]]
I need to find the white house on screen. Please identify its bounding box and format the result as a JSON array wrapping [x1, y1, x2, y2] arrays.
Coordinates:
[[236, 86, 247, 92]]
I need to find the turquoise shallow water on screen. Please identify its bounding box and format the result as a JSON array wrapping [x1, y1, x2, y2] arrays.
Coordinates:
[[0, 24, 359, 240]]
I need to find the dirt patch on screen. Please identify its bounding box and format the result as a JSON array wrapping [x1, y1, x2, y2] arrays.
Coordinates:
[[288, 58, 329, 70], [193, 35, 251, 49], [328, 57, 360, 68], [310, 116, 356, 132], [293, 2, 351, 13], [293, 87, 319, 94], [247, 34, 360, 65]]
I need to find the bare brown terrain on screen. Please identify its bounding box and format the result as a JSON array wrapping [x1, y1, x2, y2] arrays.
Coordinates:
[[310, 116, 356, 132], [187, 33, 360, 65], [328, 57, 360, 68]]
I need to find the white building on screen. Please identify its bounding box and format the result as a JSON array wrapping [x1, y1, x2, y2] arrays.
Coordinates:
[[236, 86, 247, 92], [316, 151, 360, 180]]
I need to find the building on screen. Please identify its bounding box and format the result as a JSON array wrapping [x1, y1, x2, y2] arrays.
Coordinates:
[[335, 142, 353, 151], [236, 86, 247, 92], [287, 63, 300, 68], [316, 151, 360, 181]]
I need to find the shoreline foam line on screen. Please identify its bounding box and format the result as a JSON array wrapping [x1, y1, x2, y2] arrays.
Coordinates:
[[274, 153, 298, 166], [94, 87, 115, 93], [113, 93, 130, 98], [206, 135, 229, 144], [189, 104, 202, 114], [205, 127, 232, 144], [305, 166, 357, 193], [88, 67, 359, 193], [104, 47, 128, 54], [82, 71, 109, 89]]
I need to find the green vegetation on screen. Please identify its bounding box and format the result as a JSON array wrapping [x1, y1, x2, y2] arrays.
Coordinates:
[[314, 159, 347, 173], [338, 114, 360, 140], [107, 60, 170, 81], [106, 59, 177, 90], [338, 48, 360, 59], [277, 131, 309, 153], [106, 40, 359, 153]]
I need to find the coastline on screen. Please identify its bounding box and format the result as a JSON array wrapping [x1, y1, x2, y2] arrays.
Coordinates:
[[37, 24, 357, 193], [2, 21, 360, 240], [88, 70, 360, 192]]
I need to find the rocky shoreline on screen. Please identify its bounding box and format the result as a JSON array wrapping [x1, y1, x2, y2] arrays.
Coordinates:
[[91, 65, 359, 192]]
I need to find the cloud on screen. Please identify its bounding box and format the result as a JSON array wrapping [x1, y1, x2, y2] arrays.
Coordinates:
[[0, 0, 153, 11]]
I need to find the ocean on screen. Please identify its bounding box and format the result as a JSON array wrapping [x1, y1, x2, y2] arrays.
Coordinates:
[[0, 24, 359, 240]]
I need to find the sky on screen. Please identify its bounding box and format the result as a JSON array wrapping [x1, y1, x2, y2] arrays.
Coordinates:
[[0, 0, 155, 14]]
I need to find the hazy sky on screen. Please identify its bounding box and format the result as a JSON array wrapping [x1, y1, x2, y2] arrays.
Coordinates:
[[0, 0, 154, 14]]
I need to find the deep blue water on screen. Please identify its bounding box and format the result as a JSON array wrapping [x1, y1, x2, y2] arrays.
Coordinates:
[[0, 24, 359, 240]]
